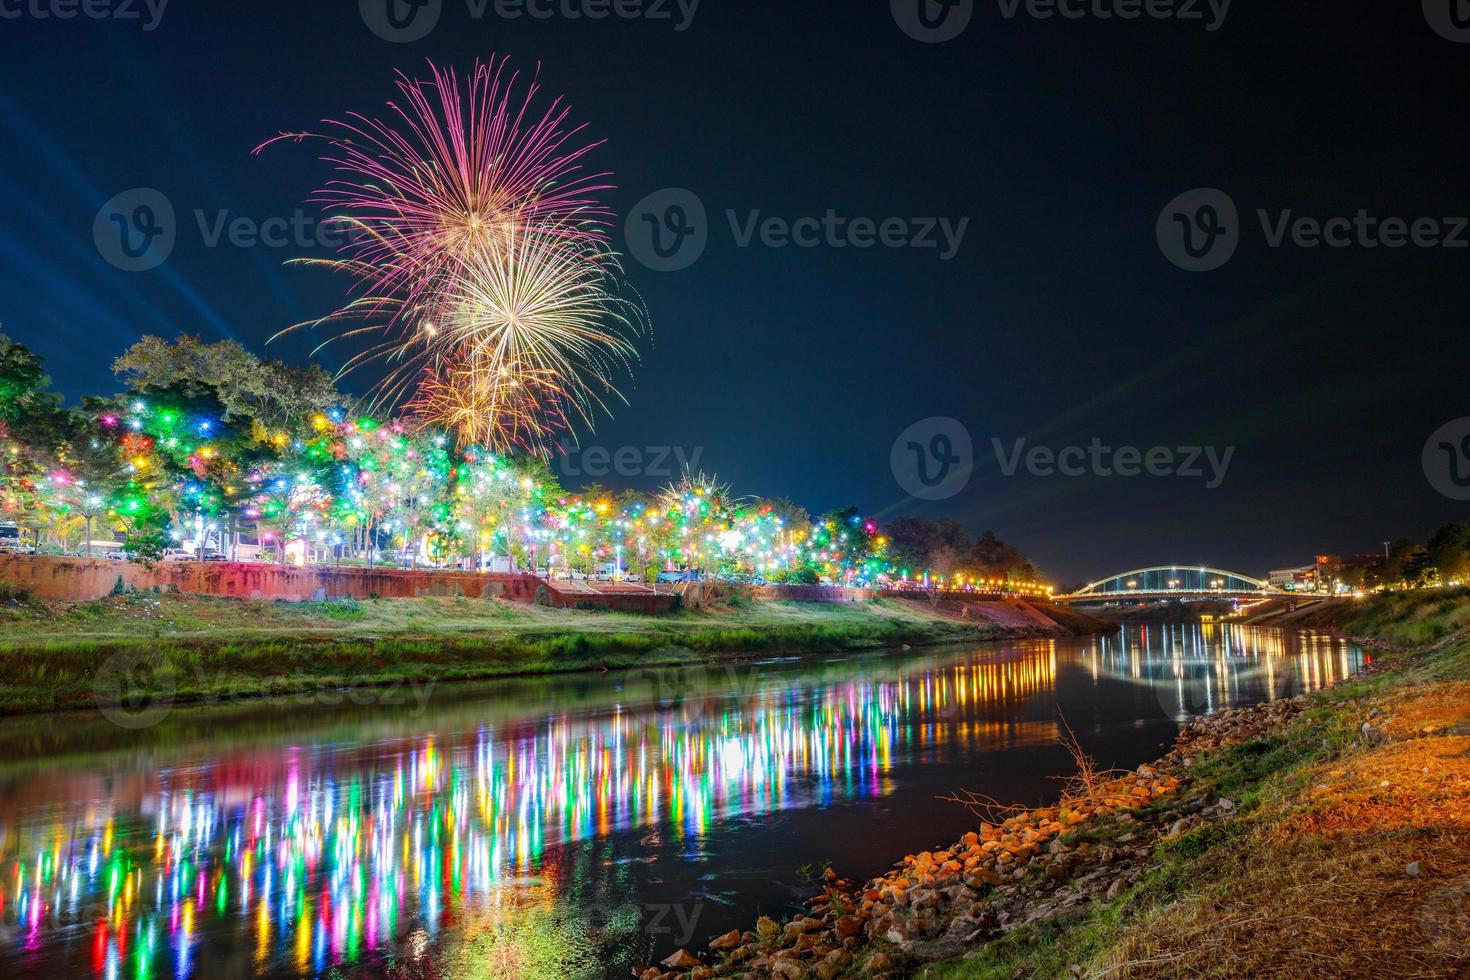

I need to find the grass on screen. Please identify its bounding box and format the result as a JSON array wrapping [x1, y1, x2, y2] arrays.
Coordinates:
[[919, 588, 1470, 979], [1332, 586, 1470, 646], [1265, 585, 1470, 648], [0, 591, 1010, 716]]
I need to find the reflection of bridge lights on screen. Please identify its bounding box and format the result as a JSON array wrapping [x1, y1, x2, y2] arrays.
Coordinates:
[[1090, 625, 1364, 722]]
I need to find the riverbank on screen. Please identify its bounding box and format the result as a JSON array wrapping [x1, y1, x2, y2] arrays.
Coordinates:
[[645, 588, 1470, 979], [0, 589, 1104, 716]]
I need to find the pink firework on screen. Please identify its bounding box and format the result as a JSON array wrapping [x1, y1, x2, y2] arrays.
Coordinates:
[[257, 56, 615, 348]]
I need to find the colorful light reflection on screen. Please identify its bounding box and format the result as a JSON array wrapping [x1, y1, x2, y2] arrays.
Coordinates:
[[0, 650, 1055, 978], [0, 630, 1360, 978]]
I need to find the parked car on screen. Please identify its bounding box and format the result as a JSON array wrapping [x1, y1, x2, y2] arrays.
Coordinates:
[[163, 548, 226, 562]]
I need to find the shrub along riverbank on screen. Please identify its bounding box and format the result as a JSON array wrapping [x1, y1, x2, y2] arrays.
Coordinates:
[[643, 588, 1470, 979], [0, 590, 1080, 716]]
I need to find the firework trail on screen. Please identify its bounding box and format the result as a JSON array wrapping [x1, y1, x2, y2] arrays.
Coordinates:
[[258, 58, 643, 456]]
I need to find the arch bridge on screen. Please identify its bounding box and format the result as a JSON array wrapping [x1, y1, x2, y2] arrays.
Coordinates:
[[1056, 566, 1283, 604]]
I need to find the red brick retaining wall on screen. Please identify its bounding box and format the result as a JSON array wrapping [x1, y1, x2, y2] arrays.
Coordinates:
[[0, 556, 675, 613], [750, 585, 877, 603]]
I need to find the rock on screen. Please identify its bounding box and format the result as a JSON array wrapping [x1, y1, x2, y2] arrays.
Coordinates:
[[690, 969, 715, 980], [824, 949, 854, 969], [771, 960, 807, 979], [864, 952, 893, 973], [1407, 861, 1422, 877], [727, 944, 758, 963], [661, 949, 701, 970], [965, 868, 1003, 889], [710, 929, 743, 951], [834, 915, 863, 940]]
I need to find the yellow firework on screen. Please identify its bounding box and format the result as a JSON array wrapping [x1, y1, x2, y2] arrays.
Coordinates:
[[263, 60, 642, 457], [410, 352, 569, 456]]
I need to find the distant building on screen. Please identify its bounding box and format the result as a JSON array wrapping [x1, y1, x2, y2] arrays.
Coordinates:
[[1269, 566, 1317, 591], [1270, 554, 1385, 594]]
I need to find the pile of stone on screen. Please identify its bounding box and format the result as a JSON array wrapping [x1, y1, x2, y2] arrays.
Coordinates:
[[638, 697, 1308, 980], [1163, 697, 1306, 765], [636, 771, 1180, 980]]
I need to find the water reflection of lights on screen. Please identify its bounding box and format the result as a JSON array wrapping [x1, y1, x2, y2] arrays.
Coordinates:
[[1084, 624, 1363, 720], [0, 647, 1060, 978]]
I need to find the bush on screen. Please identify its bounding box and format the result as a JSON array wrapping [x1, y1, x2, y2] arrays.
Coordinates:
[[0, 578, 30, 602]]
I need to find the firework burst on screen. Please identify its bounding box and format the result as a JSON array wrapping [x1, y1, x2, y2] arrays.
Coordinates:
[[406, 353, 567, 455], [258, 58, 643, 457]]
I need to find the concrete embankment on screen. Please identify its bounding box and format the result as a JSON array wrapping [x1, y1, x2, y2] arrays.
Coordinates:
[[881, 594, 1114, 637]]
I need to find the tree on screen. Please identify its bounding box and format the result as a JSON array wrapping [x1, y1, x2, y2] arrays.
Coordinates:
[[1427, 522, 1470, 584], [971, 530, 1039, 583], [885, 516, 940, 577], [102, 383, 281, 556], [0, 332, 52, 423], [1379, 537, 1426, 588], [0, 334, 71, 546], [49, 410, 133, 556], [114, 335, 341, 433]]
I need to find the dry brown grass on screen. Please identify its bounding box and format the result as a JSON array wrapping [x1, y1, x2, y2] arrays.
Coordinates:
[[941, 715, 1138, 824], [1099, 696, 1470, 979], [1055, 715, 1135, 811], [1377, 681, 1470, 741]]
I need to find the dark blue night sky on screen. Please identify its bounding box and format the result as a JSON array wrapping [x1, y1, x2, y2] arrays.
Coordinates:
[[1, 1, 1466, 582]]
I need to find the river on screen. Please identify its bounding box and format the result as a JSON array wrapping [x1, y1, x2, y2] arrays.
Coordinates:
[[0, 625, 1363, 979]]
